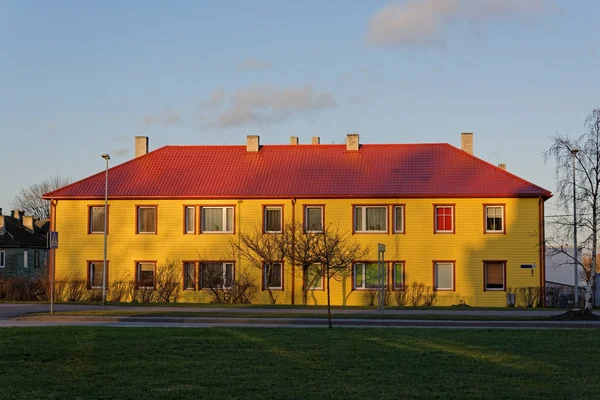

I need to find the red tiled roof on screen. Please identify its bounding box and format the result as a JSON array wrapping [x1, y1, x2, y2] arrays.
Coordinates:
[[43, 144, 552, 199]]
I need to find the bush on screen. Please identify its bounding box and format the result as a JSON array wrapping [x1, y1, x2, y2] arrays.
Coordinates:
[[205, 270, 258, 304], [545, 287, 563, 308], [423, 286, 437, 306], [155, 259, 181, 303], [394, 289, 408, 306], [361, 289, 392, 307], [0, 275, 44, 301], [515, 286, 542, 308], [408, 282, 426, 306], [109, 278, 129, 302]]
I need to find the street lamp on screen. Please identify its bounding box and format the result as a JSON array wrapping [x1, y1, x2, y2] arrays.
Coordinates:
[[571, 147, 579, 308], [101, 153, 110, 305]]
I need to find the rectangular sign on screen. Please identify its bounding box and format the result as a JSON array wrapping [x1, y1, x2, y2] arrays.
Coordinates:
[[48, 231, 58, 249]]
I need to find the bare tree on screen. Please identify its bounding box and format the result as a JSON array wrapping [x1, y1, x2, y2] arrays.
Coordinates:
[[544, 107, 600, 313], [230, 229, 288, 305], [11, 175, 71, 219], [312, 225, 369, 328]]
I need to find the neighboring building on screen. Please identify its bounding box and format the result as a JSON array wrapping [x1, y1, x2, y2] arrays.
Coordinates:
[[0, 209, 49, 277], [545, 246, 584, 289], [43, 133, 552, 306]]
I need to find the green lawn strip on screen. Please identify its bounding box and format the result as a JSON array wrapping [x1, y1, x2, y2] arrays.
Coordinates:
[[0, 327, 597, 399], [25, 310, 551, 321]]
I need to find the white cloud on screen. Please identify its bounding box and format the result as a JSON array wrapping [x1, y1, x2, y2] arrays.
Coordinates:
[[206, 85, 336, 128], [142, 110, 182, 127], [365, 0, 553, 47], [236, 57, 273, 72]]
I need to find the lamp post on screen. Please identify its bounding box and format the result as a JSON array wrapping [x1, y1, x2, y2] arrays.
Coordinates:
[[101, 153, 110, 305], [571, 147, 579, 308]]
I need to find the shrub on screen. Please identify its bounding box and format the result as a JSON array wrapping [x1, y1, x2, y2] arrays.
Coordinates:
[[515, 286, 541, 308], [362, 290, 378, 307], [205, 270, 259, 304], [109, 278, 129, 302], [408, 282, 426, 306], [423, 286, 437, 306], [545, 286, 563, 308], [394, 289, 408, 306], [155, 259, 181, 303]]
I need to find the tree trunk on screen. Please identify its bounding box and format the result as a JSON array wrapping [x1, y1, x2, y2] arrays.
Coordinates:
[[302, 266, 308, 306], [326, 265, 332, 329], [587, 205, 598, 313]]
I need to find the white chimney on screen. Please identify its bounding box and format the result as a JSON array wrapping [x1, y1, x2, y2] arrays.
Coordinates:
[[311, 136, 320, 145], [290, 136, 299, 145], [461, 132, 473, 155], [346, 133, 359, 151], [247, 135, 260, 152]]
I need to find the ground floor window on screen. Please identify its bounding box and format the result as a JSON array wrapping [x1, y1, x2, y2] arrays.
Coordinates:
[[393, 262, 404, 290], [307, 263, 323, 290], [263, 262, 283, 290], [434, 262, 454, 291], [354, 262, 386, 289], [34, 251, 40, 268], [484, 261, 506, 291], [137, 262, 156, 288], [88, 261, 106, 289], [184, 262, 196, 290], [201, 262, 234, 289]]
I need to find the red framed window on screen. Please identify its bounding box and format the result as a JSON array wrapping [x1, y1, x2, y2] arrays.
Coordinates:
[[435, 206, 454, 233]]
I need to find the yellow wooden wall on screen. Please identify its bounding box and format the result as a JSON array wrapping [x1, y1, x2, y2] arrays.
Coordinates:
[[53, 197, 543, 307]]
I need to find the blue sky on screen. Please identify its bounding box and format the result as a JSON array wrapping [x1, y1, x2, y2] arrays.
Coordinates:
[[1, 0, 598, 216]]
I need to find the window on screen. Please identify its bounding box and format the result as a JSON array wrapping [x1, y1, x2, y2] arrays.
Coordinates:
[[202, 207, 234, 233], [263, 262, 283, 290], [305, 206, 323, 232], [354, 206, 387, 232], [137, 206, 157, 234], [393, 262, 404, 290], [89, 206, 106, 233], [34, 251, 40, 268], [434, 262, 454, 291], [137, 262, 155, 288], [485, 206, 504, 233], [354, 262, 386, 289], [394, 206, 404, 233], [307, 263, 323, 290], [434, 205, 454, 233], [201, 262, 234, 289], [185, 207, 195, 234], [88, 261, 105, 289], [24, 250, 28, 268], [0, 251, 5, 268], [264, 206, 282, 233], [484, 262, 505, 291], [184, 262, 196, 290]]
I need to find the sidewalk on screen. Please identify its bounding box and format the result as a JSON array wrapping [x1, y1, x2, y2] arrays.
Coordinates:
[[11, 314, 600, 329]]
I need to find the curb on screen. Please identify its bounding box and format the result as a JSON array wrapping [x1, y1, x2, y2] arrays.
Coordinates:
[[15, 315, 600, 329]]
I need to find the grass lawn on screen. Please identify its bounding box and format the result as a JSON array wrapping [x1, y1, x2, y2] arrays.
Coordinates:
[[1, 327, 598, 399], [35, 309, 551, 320]]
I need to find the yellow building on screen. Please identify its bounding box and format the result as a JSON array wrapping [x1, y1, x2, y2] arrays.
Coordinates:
[[44, 133, 551, 307]]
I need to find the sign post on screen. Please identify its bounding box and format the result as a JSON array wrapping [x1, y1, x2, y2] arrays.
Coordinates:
[[48, 232, 58, 314]]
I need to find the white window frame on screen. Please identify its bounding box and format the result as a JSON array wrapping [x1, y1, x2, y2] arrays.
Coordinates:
[[353, 262, 385, 290], [263, 262, 283, 290], [434, 262, 454, 291], [137, 206, 157, 234], [305, 206, 323, 233], [200, 262, 234, 289], [24, 250, 29, 269], [185, 207, 195, 234], [137, 262, 156, 289], [34, 250, 40, 268], [264, 206, 283, 233], [435, 206, 454, 233], [394, 206, 404, 233], [89, 262, 103, 289], [201, 207, 234, 233], [485, 205, 504, 233], [393, 262, 404, 290], [89, 206, 106, 234], [0, 251, 5, 268], [307, 263, 323, 290], [354, 206, 388, 233], [484, 262, 506, 291]]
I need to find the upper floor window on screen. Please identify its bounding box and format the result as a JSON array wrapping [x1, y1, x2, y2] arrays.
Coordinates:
[[136, 261, 156, 288], [353, 262, 385, 289], [185, 207, 195, 234], [264, 206, 282, 233], [434, 205, 454, 233], [202, 207, 234, 233], [394, 206, 404, 233], [24, 250, 28, 268], [0, 251, 5, 268], [263, 262, 283, 290], [201, 262, 234, 289], [485, 205, 504, 233], [484, 261, 505, 291], [434, 262, 454, 291], [354, 206, 387, 233], [137, 206, 157, 234], [305, 206, 323, 232], [89, 206, 106, 234]]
